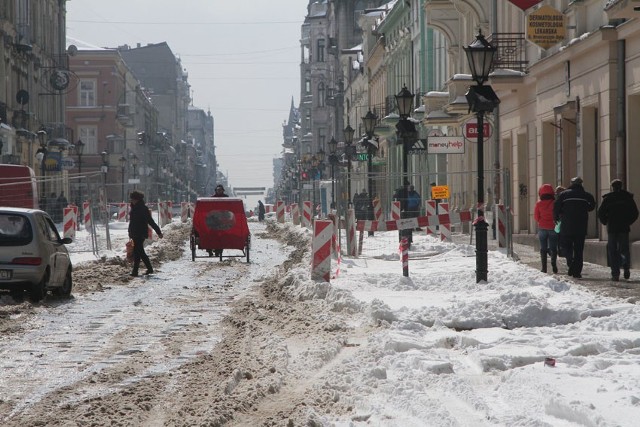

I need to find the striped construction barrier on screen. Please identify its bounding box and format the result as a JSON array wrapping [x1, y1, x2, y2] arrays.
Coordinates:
[[400, 237, 409, 277], [328, 213, 341, 279], [391, 201, 401, 221], [355, 210, 472, 233], [311, 219, 333, 282], [181, 202, 189, 223], [373, 198, 382, 221], [118, 203, 127, 222], [425, 200, 437, 236], [347, 208, 357, 257], [167, 201, 173, 221], [439, 203, 451, 242], [302, 201, 312, 228], [291, 203, 300, 225], [276, 200, 285, 224], [63, 207, 76, 239], [497, 204, 506, 248], [83, 201, 93, 233]]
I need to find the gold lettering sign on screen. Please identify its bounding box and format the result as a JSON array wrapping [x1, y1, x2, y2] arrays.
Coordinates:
[[526, 5, 566, 50]]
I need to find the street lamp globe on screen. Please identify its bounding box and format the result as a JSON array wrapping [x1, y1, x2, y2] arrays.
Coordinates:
[[328, 136, 338, 155], [395, 86, 414, 118], [75, 139, 85, 156], [362, 110, 378, 137], [343, 124, 355, 145], [464, 30, 496, 86]]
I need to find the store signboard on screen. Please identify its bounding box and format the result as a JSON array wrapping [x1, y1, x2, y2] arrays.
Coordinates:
[[427, 136, 465, 154], [527, 5, 566, 50]]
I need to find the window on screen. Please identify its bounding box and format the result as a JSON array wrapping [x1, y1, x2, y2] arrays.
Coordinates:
[[79, 80, 96, 107], [317, 38, 325, 62], [305, 72, 311, 94], [78, 126, 98, 154], [317, 83, 325, 107]]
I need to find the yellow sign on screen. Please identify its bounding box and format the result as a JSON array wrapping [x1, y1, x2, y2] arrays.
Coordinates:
[[527, 5, 565, 50], [431, 185, 450, 200]]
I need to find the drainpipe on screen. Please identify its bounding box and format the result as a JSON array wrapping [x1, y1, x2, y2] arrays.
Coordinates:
[[491, 0, 501, 238], [616, 39, 626, 181]]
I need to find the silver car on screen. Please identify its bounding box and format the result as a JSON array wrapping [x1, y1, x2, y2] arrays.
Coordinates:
[[0, 207, 73, 301]]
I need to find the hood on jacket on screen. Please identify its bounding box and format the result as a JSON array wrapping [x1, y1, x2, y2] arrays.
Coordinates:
[[538, 184, 555, 197]]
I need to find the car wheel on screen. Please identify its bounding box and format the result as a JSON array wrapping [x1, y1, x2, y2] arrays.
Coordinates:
[[52, 268, 73, 298], [30, 270, 48, 302]]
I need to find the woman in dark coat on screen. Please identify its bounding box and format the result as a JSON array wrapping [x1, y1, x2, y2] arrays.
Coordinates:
[[258, 200, 265, 221], [128, 190, 163, 276]]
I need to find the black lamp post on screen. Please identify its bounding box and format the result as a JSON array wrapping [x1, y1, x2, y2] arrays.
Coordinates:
[[464, 30, 500, 283], [119, 156, 127, 201], [75, 139, 85, 206], [395, 86, 418, 245], [132, 154, 138, 189], [328, 137, 338, 209], [343, 124, 355, 208], [35, 130, 48, 206], [362, 110, 378, 234]]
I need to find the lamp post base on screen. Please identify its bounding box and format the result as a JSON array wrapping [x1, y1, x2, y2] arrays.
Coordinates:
[[474, 216, 488, 282]]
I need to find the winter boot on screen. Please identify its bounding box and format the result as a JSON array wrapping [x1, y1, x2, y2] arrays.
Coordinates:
[[540, 250, 548, 273], [550, 250, 558, 274]]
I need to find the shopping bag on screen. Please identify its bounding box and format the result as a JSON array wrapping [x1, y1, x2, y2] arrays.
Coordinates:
[[554, 221, 561, 234], [126, 239, 134, 263]]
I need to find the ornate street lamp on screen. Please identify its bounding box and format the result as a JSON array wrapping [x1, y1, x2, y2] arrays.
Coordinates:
[[395, 87, 418, 245], [119, 156, 127, 201], [328, 137, 338, 209], [362, 110, 378, 235], [343, 124, 355, 207], [464, 30, 500, 283]]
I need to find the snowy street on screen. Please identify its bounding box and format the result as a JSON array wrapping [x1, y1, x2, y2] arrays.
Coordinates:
[[0, 218, 639, 426]]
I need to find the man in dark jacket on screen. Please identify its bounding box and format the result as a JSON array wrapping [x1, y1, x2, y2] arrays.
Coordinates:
[[553, 176, 596, 278], [597, 179, 639, 281], [128, 190, 163, 276]]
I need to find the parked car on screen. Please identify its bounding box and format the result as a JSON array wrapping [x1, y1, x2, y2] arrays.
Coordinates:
[[0, 207, 73, 301]]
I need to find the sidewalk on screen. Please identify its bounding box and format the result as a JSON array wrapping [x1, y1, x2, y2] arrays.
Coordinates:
[[452, 233, 640, 303]]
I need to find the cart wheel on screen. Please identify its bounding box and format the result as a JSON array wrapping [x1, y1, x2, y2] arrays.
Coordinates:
[[190, 236, 196, 261]]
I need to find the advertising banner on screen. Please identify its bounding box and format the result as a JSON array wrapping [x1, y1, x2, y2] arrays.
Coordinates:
[[427, 136, 465, 154]]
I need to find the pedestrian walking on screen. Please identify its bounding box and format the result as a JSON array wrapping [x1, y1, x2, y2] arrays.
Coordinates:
[[597, 179, 639, 281], [128, 190, 163, 277], [534, 184, 558, 273], [407, 185, 422, 230], [257, 200, 265, 222], [553, 177, 596, 278], [393, 179, 413, 245]]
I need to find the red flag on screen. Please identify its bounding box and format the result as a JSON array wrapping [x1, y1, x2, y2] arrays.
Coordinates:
[[509, 0, 542, 10]]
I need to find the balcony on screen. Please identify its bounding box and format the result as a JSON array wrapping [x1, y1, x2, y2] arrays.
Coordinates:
[[488, 33, 528, 73]]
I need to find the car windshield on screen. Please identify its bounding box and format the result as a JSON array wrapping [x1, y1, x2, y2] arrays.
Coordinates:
[[0, 214, 33, 246]]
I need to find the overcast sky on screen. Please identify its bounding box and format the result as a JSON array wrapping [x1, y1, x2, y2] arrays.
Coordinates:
[[66, 0, 306, 194]]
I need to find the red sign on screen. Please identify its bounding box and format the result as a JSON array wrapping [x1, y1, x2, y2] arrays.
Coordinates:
[[509, 0, 542, 10], [464, 122, 492, 139]]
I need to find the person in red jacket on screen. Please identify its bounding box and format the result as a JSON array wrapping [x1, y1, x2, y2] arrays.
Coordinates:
[[534, 184, 558, 273]]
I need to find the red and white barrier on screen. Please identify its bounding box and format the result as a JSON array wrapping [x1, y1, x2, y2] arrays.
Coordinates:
[[180, 202, 189, 223], [425, 200, 437, 236], [166, 201, 173, 221], [83, 201, 93, 233], [118, 203, 127, 222], [276, 200, 285, 224], [311, 219, 333, 282], [291, 203, 300, 225], [400, 237, 409, 277], [69, 204, 80, 230], [355, 210, 472, 233], [439, 202, 452, 242], [302, 201, 312, 228], [329, 213, 341, 278], [63, 207, 76, 239], [347, 208, 357, 257], [497, 204, 506, 248], [391, 201, 401, 221], [373, 198, 382, 221]]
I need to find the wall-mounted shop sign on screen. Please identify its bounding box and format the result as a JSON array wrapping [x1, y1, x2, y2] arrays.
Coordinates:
[[509, 0, 542, 11], [527, 5, 565, 50], [427, 136, 465, 154]]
